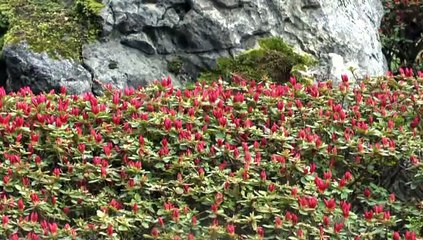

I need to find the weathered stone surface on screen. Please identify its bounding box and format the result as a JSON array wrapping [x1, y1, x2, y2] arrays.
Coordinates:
[[2, 43, 92, 95], [82, 40, 180, 95], [121, 32, 157, 55], [2, 0, 388, 95], [95, 0, 387, 84]]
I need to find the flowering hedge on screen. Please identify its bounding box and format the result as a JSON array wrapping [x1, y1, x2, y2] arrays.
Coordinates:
[[0, 71, 422, 239]]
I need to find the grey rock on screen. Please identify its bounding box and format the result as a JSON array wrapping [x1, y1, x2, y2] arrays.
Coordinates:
[[82, 40, 180, 95], [97, 0, 387, 83], [212, 0, 240, 8], [2, 0, 388, 95], [2, 43, 92, 95], [121, 32, 156, 55], [302, 0, 321, 9]]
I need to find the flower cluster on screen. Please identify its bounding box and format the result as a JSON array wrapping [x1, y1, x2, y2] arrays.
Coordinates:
[[0, 72, 421, 239]]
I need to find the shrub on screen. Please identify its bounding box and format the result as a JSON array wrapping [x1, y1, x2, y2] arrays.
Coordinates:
[[0, 71, 421, 239], [199, 37, 317, 84], [380, 0, 423, 71]]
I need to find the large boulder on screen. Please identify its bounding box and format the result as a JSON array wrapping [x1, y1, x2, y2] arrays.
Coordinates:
[[2, 0, 387, 94], [2, 43, 92, 95], [89, 0, 387, 85]]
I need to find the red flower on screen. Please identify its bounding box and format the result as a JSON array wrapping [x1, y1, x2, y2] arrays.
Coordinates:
[[112, 91, 120, 105], [307, 196, 318, 209], [344, 171, 353, 181], [172, 208, 180, 222], [410, 156, 419, 165], [211, 204, 218, 214], [49, 222, 58, 235], [268, 183, 276, 192], [107, 224, 113, 236], [215, 192, 224, 205], [309, 163, 316, 173], [405, 231, 416, 240], [77, 143, 86, 154], [101, 167, 107, 177], [389, 193, 396, 203], [26, 232, 39, 240], [192, 216, 197, 226], [338, 178, 346, 188], [364, 210, 373, 221], [164, 118, 172, 131], [17, 198, 24, 211], [323, 215, 330, 227], [52, 168, 61, 178], [297, 229, 303, 238], [314, 176, 329, 193], [226, 224, 236, 235], [341, 74, 349, 83], [334, 222, 344, 233], [383, 211, 391, 221], [291, 187, 298, 197], [30, 212, 38, 222], [392, 231, 400, 240], [3, 175, 9, 185], [323, 171, 332, 180], [257, 226, 264, 238], [410, 116, 420, 128], [158, 217, 164, 227], [298, 196, 308, 208], [151, 227, 159, 238], [260, 170, 267, 181], [30, 193, 40, 204], [363, 188, 371, 198], [373, 205, 383, 214], [198, 168, 205, 177], [63, 207, 70, 215], [324, 198, 336, 212], [133, 203, 139, 214], [233, 92, 244, 103], [274, 216, 282, 228], [340, 201, 351, 218], [9, 233, 19, 240], [2, 215, 9, 226], [295, 99, 303, 109]]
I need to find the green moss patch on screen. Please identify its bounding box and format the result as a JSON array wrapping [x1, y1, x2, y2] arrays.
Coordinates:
[[199, 37, 317, 84], [0, 0, 103, 60], [167, 57, 183, 75]]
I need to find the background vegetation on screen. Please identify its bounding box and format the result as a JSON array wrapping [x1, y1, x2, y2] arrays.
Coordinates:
[[380, 0, 423, 72]]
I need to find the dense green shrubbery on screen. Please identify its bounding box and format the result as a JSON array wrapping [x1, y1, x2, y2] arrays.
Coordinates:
[[380, 0, 423, 71], [0, 70, 421, 239], [199, 37, 317, 84]]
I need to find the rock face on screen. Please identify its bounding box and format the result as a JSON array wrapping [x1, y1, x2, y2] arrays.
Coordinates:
[[82, 41, 181, 96], [3, 43, 92, 95], [86, 0, 387, 89], [1, 0, 388, 94]]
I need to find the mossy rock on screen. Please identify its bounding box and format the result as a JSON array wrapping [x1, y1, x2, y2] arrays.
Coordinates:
[[0, 0, 103, 61], [199, 37, 317, 84]]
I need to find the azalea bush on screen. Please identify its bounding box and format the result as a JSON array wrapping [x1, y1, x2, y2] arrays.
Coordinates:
[[380, 0, 423, 71], [0, 71, 422, 239]]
